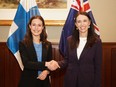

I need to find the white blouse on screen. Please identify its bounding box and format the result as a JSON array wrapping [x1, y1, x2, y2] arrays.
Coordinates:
[[77, 37, 87, 59]]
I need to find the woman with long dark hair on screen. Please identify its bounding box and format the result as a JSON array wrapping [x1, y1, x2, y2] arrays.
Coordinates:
[[49, 12, 102, 87], [18, 15, 52, 87]]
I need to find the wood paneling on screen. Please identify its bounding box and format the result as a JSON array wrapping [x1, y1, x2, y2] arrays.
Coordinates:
[[0, 42, 21, 87], [0, 43, 5, 87], [102, 43, 116, 87], [0, 42, 116, 87], [111, 48, 116, 87], [51, 45, 65, 87]]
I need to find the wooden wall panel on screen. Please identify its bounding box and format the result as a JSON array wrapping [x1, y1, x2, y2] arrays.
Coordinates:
[[102, 43, 116, 87], [111, 48, 116, 87], [51, 45, 65, 87], [0, 42, 116, 87], [0, 43, 5, 87], [0, 43, 21, 87]]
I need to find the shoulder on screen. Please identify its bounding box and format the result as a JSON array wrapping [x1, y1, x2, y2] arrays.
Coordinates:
[[44, 41, 52, 45], [93, 35, 102, 48], [95, 35, 102, 43], [67, 35, 72, 42], [19, 41, 27, 51], [19, 41, 24, 46], [19, 41, 27, 49], [19, 40, 31, 48], [67, 35, 72, 40], [43, 41, 52, 48], [19, 40, 28, 46]]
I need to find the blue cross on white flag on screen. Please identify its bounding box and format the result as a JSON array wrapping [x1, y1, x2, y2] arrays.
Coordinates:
[[7, 0, 40, 70]]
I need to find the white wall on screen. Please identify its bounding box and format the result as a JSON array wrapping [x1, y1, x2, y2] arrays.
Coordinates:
[[89, 0, 116, 42], [0, 26, 63, 42], [0, 0, 116, 42]]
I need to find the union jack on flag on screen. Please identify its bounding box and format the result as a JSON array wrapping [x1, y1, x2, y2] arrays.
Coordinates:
[[59, 0, 100, 56]]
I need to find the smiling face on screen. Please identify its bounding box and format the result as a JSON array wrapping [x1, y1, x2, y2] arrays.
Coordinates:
[[29, 18, 44, 37], [75, 14, 91, 37]]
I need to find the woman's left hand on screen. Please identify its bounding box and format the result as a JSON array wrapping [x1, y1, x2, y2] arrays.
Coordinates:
[[37, 70, 49, 80]]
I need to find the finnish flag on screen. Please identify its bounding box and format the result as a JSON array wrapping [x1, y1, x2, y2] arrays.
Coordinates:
[[7, 0, 40, 70]]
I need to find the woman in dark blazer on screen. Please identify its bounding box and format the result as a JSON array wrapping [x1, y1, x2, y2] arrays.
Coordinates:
[[18, 15, 52, 87], [59, 12, 102, 87], [50, 12, 102, 87]]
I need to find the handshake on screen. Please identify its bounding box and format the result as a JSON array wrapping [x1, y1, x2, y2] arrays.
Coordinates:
[[45, 60, 60, 71]]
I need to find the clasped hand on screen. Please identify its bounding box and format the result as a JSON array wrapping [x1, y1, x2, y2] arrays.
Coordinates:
[[46, 60, 60, 71], [37, 60, 60, 80]]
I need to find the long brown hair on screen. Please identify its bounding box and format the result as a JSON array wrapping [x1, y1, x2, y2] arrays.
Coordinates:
[[22, 15, 47, 47], [70, 11, 99, 50]]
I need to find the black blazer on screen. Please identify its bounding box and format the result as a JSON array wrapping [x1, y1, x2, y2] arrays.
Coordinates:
[[18, 41, 52, 87], [59, 36, 102, 87]]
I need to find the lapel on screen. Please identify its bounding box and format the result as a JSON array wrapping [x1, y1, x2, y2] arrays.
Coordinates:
[[29, 42, 47, 61], [77, 43, 89, 61], [42, 42, 47, 61], [74, 48, 79, 62], [42, 43, 46, 61], [28, 43, 38, 61]]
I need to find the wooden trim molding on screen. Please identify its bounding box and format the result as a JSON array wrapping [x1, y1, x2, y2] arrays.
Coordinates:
[[0, 20, 65, 26]]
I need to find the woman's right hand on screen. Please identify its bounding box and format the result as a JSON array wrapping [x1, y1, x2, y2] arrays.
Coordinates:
[[45, 60, 60, 71]]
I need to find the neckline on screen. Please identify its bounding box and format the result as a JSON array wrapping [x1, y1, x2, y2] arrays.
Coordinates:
[[33, 42, 42, 45], [80, 37, 87, 41]]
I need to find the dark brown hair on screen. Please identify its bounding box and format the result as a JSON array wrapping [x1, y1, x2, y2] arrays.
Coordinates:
[[22, 15, 47, 47], [70, 11, 99, 49]]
